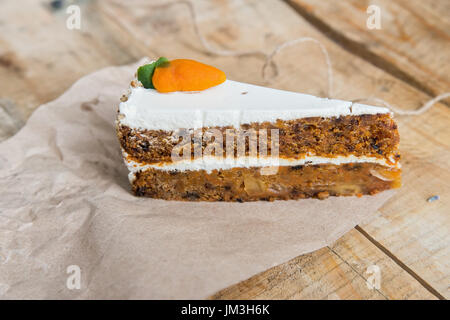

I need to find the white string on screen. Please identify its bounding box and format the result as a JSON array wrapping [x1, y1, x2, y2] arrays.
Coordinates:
[[111, 0, 333, 96], [352, 92, 450, 115], [262, 37, 333, 97], [111, 0, 448, 116], [142, 1, 265, 57]]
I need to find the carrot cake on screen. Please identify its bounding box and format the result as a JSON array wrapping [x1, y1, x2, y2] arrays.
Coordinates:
[[116, 58, 401, 201]]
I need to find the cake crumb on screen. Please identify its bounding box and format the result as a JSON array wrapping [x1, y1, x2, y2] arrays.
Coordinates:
[[130, 80, 143, 88], [317, 191, 330, 200]]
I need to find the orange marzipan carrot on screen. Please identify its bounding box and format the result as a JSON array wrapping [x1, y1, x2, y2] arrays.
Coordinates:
[[152, 59, 226, 93]]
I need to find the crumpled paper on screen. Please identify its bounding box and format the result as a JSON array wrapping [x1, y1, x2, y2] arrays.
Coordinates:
[[0, 61, 394, 299]]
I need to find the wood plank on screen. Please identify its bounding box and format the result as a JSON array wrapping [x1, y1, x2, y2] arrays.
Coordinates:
[[211, 229, 436, 299], [286, 0, 450, 100], [0, 0, 142, 120], [0, 0, 448, 298]]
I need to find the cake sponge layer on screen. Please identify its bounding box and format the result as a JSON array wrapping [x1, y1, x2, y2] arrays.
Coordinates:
[[118, 114, 400, 165], [131, 163, 401, 201]]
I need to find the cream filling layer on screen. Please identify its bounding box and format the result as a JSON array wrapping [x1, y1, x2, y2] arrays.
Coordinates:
[[123, 150, 399, 182]]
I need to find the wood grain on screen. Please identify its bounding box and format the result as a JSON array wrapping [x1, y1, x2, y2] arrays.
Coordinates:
[[286, 0, 450, 101], [212, 229, 436, 299], [0, 0, 448, 299], [0, 0, 142, 119]]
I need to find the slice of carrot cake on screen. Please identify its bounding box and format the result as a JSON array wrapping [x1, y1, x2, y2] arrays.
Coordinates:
[[116, 57, 401, 201]]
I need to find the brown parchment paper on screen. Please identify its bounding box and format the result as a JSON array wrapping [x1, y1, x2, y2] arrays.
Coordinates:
[[0, 61, 394, 299]]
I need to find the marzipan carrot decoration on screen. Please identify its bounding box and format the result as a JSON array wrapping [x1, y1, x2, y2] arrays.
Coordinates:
[[137, 57, 226, 93]]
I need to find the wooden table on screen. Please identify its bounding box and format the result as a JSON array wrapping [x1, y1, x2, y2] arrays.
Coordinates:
[[1, 0, 448, 300]]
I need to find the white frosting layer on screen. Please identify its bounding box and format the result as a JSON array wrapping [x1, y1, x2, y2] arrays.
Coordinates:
[[118, 80, 390, 131], [124, 154, 398, 179]]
